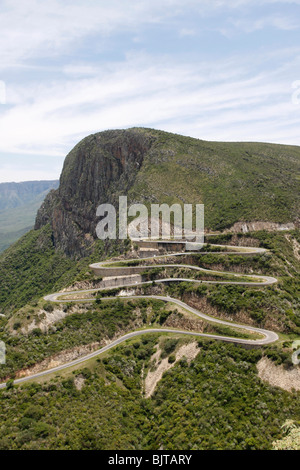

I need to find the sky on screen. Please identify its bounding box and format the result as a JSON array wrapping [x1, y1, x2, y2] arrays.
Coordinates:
[[0, 0, 300, 182]]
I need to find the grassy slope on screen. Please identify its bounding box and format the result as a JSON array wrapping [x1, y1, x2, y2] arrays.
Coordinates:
[[0, 224, 130, 314], [0, 337, 299, 450], [0, 129, 299, 449], [129, 128, 300, 230], [162, 230, 300, 334], [0, 232, 299, 451], [0, 226, 80, 313]]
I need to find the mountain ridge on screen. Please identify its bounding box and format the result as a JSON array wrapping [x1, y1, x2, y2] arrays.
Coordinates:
[[35, 127, 300, 258], [0, 180, 59, 211], [0, 180, 59, 252], [0, 130, 299, 451]]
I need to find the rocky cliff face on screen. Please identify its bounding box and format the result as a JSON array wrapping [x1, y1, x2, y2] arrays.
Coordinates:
[[35, 128, 156, 257], [35, 127, 300, 258]]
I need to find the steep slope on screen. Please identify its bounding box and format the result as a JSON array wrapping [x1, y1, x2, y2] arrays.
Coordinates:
[[0, 333, 299, 450], [35, 128, 300, 258], [0, 129, 299, 451], [1, 127, 299, 313], [35, 129, 154, 257]]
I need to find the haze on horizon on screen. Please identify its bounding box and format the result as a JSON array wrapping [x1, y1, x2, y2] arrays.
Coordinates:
[[0, 0, 300, 183]]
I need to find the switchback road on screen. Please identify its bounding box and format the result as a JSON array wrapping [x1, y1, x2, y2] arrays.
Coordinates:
[[0, 241, 279, 389]]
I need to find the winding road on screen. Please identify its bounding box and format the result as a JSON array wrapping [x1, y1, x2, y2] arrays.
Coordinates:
[[0, 240, 279, 389]]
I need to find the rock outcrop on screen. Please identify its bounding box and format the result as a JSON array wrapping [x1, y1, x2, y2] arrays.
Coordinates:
[[35, 128, 156, 257], [226, 221, 296, 234], [34, 127, 300, 258]]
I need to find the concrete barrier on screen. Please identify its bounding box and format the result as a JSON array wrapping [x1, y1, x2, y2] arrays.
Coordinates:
[[100, 274, 142, 288]]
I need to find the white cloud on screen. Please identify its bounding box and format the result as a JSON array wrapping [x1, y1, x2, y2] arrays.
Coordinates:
[[1, 0, 299, 69], [0, 51, 299, 162], [179, 28, 197, 37], [0, 0, 159, 67], [1, 0, 300, 182], [232, 15, 300, 33]]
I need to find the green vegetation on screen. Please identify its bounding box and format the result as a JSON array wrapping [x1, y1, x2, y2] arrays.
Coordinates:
[[160, 337, 178, 357], [163, 230, 300, 332], [0, 293, 262, 383], [0, 224, 130, 314], [0, 299, 166, 380], [0, 226, 79, 312], [0, 338, 299, 450], [127, 128, 300, 230], [273, 421, 300, 450], [0, 130, 298, 450]]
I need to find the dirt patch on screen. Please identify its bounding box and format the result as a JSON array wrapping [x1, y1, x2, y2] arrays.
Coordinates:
[[183, 292, 284, 332], [22, 304, 89, 334], [64, 279, 103, 291], [285, 234, 300, 262], [164, 312, 205, 332], [144, 341, 199, 398], [273, 422, 300, 450], [118, 289, 136, 297], [74, 374, 86, 391], [183, 292, 256, 326], [257, 357, 300, 392], [226, 221, 295, 234], [15, 342, 101, 379], [175, 342, 199, 363]]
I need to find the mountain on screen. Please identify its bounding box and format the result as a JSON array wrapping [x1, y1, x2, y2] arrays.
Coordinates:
[[0, 127, 299, 312], [0, 180, 59, 211], [35, 128, 300, 258], [0, 128, 299, 450], [0, 180, 59, 252]]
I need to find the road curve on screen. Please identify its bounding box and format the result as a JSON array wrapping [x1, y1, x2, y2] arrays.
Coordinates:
[[89, 245, 277, 286], [0, 241, 279, 388]]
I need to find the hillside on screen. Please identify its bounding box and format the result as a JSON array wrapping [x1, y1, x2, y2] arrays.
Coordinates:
[[0, 337, 299, 450], [1, 127, 299, 319], [0, 180, 59, 252], [0, 128, 299, 451], [0, 228, 299, 450], [35, 128, 300, 257]]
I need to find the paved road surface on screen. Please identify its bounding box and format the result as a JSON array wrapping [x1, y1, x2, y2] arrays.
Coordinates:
[[0, 241, 279, 388]]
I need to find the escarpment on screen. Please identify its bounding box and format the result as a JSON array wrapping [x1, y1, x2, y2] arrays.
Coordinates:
[[35, 127, 300, 258], [35, 128, 156, 257]]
